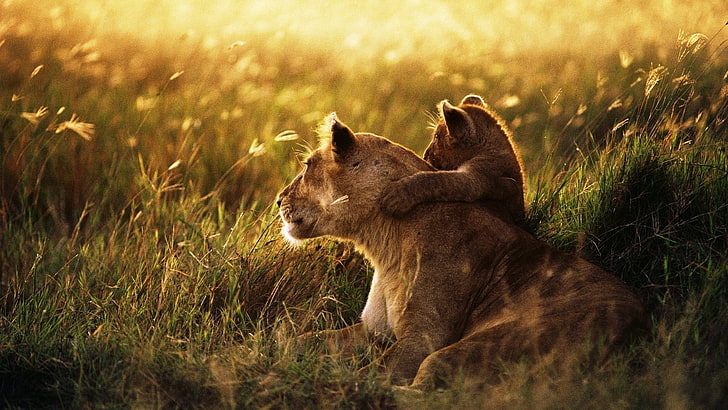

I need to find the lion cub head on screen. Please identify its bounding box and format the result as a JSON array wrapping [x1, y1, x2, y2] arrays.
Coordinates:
[[425, 95, 517, 172], [277, 114, 432, 243]]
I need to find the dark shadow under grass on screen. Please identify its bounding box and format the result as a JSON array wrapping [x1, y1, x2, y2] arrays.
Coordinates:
[[524, 88, 728, 408]]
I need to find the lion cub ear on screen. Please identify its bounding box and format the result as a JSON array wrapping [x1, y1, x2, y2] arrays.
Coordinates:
[[460, 94, 485, 107], [441, 100, 477, 145], [329, 113, 356, 160]]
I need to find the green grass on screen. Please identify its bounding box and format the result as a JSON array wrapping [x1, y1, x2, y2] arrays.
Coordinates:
[[1, 1, 727, 408]]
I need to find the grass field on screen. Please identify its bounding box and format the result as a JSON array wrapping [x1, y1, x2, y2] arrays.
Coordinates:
[[1, 0, 727, 408]]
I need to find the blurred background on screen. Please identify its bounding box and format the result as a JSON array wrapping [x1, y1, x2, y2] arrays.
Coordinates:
[[1, 0, 726, 222]]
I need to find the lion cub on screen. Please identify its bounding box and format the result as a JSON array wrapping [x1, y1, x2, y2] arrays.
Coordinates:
[[381, 94, 525, 222]]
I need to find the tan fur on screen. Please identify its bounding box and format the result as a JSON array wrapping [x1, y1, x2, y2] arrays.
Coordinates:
[[277, 114, 645, 390], [380, 94, 525, 223]]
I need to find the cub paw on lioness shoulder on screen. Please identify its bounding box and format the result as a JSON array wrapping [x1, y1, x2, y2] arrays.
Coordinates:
[[380, 94, 525, 222]]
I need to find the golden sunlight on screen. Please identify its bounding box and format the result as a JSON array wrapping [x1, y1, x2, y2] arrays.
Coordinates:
[[21, 0, 727, 63]]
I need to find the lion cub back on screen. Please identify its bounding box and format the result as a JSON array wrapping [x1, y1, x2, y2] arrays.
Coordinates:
[[425, 94, 525, 222]]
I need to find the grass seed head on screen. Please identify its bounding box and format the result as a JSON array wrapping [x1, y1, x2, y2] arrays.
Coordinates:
[[56, 113, 95, 140], [645, 64, 669, 98], [20, 106, 49, 125]]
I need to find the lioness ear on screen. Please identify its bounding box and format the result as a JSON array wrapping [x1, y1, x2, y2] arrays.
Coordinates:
[[460, 94, 485, 107], [441, 100, 476, 145], [329, 113, 356, 159]]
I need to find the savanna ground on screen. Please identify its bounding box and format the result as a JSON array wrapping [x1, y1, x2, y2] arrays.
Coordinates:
[[1, 0, 727, 408]]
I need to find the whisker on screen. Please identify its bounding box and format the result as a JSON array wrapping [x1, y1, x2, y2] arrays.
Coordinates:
[[424, 110, 441, 131]]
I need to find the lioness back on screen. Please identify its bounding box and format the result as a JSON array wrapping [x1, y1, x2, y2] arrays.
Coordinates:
[[380, 94, 526, 223]]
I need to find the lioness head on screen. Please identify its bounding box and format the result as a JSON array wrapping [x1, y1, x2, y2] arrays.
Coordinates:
[[424, 94, 502, 170], [277, 114, 433, 243]]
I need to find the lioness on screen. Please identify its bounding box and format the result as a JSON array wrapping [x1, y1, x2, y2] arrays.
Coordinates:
[[277, 114, 644, 390], [380, 94, 525, 223]]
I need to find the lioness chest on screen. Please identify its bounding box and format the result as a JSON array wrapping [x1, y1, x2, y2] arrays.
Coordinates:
[[360, 256, 418, 337]]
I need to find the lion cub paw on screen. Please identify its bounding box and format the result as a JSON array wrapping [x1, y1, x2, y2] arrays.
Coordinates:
[[380, 183, 417, 217]]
